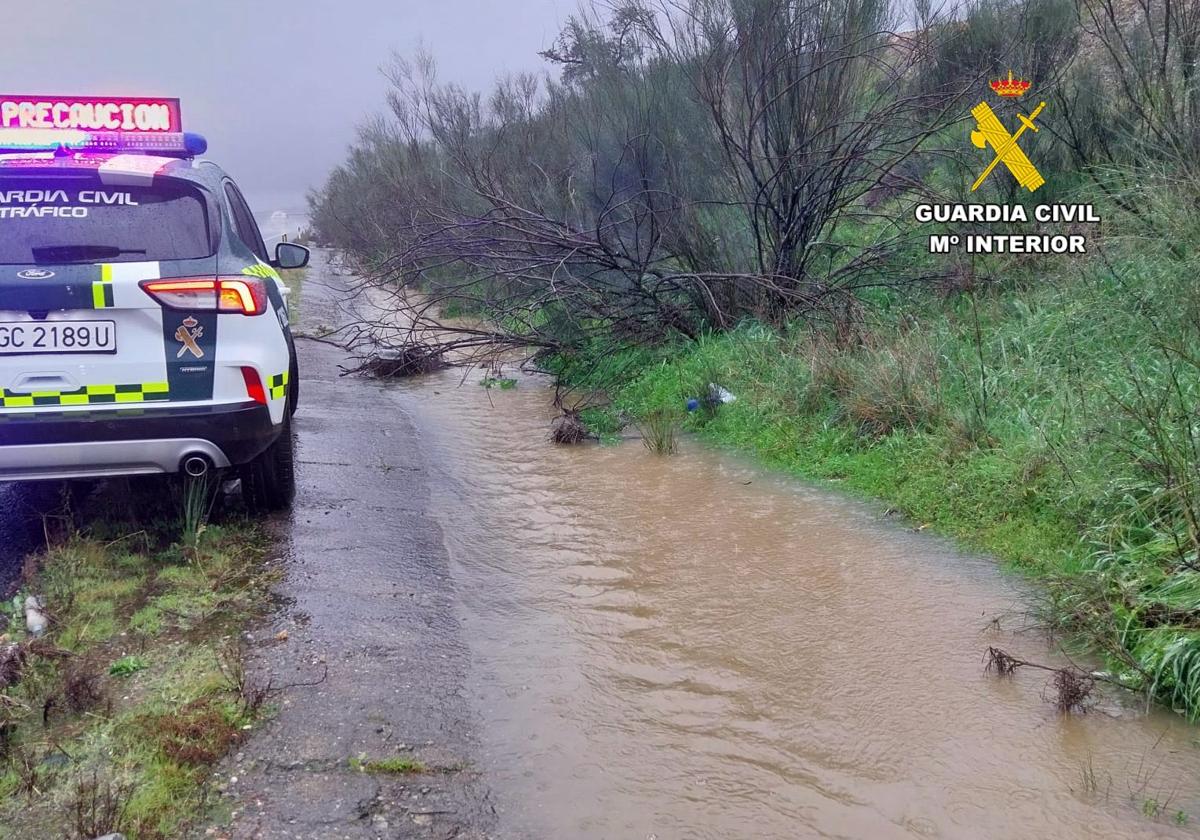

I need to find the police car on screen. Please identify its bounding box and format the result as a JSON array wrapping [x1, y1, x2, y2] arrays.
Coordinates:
[[0, 95, 305, 511]]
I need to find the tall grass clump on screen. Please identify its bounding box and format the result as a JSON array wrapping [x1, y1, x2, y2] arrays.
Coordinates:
[[800, 333, 945, 437], [636, 410, 681, 455], [180, 476, 215, 551]]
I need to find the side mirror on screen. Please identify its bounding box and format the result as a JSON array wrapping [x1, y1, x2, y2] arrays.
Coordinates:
[[274, 242, 310, 270]]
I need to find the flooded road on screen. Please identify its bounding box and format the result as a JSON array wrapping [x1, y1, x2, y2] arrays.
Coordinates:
[[386, 365, 1200, 839]]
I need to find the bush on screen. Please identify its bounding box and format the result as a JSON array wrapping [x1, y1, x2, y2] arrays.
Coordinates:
[[796, 332, 944, 436]]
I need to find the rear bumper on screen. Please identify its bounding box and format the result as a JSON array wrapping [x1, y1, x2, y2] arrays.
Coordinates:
[[0, 402, 278, 481]]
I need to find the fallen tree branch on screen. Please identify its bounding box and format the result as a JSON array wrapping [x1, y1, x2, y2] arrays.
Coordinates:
[[983, 646, 1099, 714]]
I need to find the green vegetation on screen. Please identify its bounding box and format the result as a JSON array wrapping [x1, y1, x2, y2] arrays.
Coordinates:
[[108, 655, 148, 678], [310, 0, 1200, 719], [634, 409, 681, 455], [550, 232, 1200, 723], [349, 754, 425, 775], [554, 211, 1200, 716], [0, 486, 276, 839], [480, 376, 518, 390], [280, 267, 306, 325]]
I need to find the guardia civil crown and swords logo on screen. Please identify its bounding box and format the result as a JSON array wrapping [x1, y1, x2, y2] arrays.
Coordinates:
[[912, 72, 1101, 256], [970, 71, 1046, 193]]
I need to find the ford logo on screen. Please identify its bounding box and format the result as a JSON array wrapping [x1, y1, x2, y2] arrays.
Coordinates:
[[17, 269, 56, 280]]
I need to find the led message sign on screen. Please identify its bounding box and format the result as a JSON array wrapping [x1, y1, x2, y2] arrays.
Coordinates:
[[0, 96, 182, 133]]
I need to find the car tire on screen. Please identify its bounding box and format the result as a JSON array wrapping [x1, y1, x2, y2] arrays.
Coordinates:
[[288, 352, 299, 416], [240, 415, 296, 512]]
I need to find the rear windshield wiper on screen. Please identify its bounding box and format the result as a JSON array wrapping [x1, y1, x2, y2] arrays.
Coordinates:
[[31, 245, 148, 264]]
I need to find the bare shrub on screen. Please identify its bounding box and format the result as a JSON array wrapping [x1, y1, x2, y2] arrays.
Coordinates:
[[551, 410, 589, 444], [150, 699, 240, 767], [61, 660, 106, 715], [984, 646, 1023, 676], [984, 646, 1097, 713], [216, 641, 268, 716], [1064, 0, 1200, 177], [1048, 668, 1095, 714], [216, 640, 327, 718], [344, 345, 449, 378], [66, 771, 132, 840], [0, 644, 26, 691], [308, 0, 969, 376]]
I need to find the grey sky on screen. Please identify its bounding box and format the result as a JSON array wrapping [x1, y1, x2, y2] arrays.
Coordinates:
[[5, 1, 569, 212]]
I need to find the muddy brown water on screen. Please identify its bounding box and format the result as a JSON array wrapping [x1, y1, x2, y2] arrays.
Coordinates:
[[387, 366, 1200, 839]]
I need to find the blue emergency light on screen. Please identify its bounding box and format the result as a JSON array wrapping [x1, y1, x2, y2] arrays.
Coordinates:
[[0, 128, 207, 158]]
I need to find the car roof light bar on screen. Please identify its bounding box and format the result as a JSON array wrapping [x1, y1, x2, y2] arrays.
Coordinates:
[[0, 128, 207, 158]]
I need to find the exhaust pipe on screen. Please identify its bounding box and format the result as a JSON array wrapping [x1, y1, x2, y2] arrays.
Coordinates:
[[181, 454, 212, 479]]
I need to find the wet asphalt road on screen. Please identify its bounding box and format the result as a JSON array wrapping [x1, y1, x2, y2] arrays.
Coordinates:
[[214, 253, 493, 839]]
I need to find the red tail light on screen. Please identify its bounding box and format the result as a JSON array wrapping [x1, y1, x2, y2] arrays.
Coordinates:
[[241, 366, 267, 405], [141, 277, 268, 315]]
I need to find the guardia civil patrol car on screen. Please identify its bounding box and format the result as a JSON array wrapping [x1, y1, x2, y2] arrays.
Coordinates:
[[0, 95, 306, 511]]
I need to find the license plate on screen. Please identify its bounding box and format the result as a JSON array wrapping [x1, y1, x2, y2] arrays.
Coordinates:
[[0, 320, 117, 355]]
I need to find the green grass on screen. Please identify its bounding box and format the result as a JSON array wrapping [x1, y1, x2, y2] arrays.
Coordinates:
[[595, 326, 1083, 569], [349, 755, 426, 774], [280, 268, 306, 325], [0, 489, 276, 839], [561, 206, 1200, 720], [109, 655, 149, 678]]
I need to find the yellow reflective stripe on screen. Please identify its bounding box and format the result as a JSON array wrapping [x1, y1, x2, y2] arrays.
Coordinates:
[[92, 265, 116, 309], [243, 262, 281, 281], [0, 383, 173, 408]]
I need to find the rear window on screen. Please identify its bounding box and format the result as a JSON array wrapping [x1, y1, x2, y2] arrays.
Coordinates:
[[0, 175, 212, 265]]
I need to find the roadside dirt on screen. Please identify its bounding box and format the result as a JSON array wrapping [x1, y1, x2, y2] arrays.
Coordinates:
[[209, 252, 494, 839]]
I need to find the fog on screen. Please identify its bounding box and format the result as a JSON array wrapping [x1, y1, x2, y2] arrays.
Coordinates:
[[5, 1, 567, 212]]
